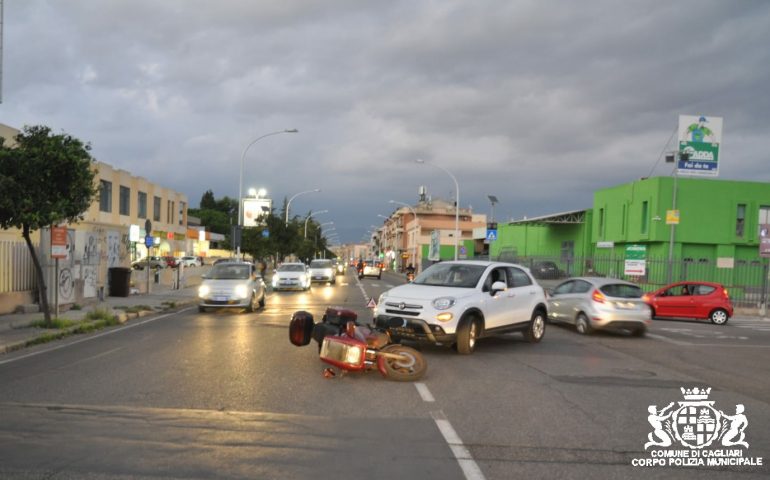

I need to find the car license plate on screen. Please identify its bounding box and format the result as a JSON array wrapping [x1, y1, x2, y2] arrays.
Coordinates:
[[214, 296, 228, 302], [313, 275, 323, 280], [615, 302, 637, 309]]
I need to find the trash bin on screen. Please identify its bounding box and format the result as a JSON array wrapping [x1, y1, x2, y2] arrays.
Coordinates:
[[108, 267, 132, 297]]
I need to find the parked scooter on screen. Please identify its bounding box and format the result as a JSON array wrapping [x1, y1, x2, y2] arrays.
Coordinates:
[[289, 307, 427, 381]]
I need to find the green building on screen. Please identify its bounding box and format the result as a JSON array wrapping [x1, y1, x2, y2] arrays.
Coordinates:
[[490, 177, 770, 307]]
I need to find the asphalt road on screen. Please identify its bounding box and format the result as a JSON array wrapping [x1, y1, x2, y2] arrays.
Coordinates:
[[0, 268, 768, 479]]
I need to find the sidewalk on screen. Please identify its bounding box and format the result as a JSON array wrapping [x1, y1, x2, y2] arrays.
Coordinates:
[[0, 284, 199, 355]]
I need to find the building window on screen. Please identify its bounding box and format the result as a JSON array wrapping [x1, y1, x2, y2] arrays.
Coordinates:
[[641, 201, 649, 235], [736, 204, 746, 237], [119, 186, 130, 216], [167, 200, 174, 224], [598, 208, 604, 240], [138, 192, 147, 219], [99, 180, 112, 213], [153, 196, 161, 221], [179, 201, 186, 226]]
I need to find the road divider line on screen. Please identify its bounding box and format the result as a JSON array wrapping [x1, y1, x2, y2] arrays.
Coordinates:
[[646, 333, 692, 346], [414, 383, 435, 402], [431, 410, 486, 480]]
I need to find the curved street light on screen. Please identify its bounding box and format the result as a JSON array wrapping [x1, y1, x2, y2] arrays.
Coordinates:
[[237, 129, 298, 258], [285, 188, 321, 226], [304, 209, 329, 238], [390, 199, 420, 271]]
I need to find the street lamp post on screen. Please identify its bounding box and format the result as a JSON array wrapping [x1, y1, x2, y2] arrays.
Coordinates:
[[390, 199, 420, 271], [415, 159, 460, 261], [487, 195, 498, 223], [304, 210, 329, 239], [237, 129, 298, 259], [286, 188, 321, 226]]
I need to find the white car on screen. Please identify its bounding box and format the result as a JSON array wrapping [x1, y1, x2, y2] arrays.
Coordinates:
[[375, 261, 548, 354], [198, 262, 266, 313], [180, 256, 201, 267], [308, 259, 336, 285], [272, 262, 311, 291]]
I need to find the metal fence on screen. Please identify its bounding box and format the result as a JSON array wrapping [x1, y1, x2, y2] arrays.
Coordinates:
[[495, 252, 770, 310], [0, 239, 37, 294]]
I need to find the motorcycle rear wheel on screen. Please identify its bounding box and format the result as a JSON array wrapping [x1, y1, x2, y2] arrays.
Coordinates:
[[378, 345, 427, 381]]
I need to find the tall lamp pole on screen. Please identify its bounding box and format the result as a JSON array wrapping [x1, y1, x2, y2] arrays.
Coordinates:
[[666, 151, 688, 284], [237, 129, 298, 258], [415, 159, 460, 261], [286, 188, 321, 226]]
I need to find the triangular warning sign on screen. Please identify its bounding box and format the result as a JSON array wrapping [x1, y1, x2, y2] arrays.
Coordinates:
[[366, 297, 377, 308]]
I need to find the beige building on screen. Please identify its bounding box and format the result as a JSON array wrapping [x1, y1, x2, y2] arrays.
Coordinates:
[[377, 193, 487, 272], [0, 123, 190, 313]]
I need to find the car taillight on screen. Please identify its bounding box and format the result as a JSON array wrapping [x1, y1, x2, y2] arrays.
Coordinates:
[[591, 289, 606, 303], [723, 288, 729, 299], [641, 293, 650, 302]]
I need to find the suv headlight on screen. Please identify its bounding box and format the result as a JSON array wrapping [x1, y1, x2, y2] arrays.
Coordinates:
[[432, 297, 456, 310], [198, 285, 210, 297]]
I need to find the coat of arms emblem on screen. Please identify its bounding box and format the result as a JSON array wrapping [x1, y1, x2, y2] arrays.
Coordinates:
[[645, 387, 749, 450]]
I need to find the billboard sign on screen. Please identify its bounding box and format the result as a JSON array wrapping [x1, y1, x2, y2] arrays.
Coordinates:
[[428, 230, 440, 261], [678, 115, 723, 176], [243, 198, 272, 227]]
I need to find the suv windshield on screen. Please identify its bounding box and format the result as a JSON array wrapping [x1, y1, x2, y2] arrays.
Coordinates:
[[278, 264, 305, 272], [208, 264, 251, 280], [310, 260, 333, 268], [414, 264, 486, 288]]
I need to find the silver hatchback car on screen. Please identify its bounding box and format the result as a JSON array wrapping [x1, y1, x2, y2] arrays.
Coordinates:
[[546, 277, 650, 336], [198, 262, 266, 313]]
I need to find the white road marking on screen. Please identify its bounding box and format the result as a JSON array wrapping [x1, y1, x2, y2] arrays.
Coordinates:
[[646, 333, 692, 346], [414, 383, 435, 402], [431, 410, 486, 480], [0, 308, 193, 366]]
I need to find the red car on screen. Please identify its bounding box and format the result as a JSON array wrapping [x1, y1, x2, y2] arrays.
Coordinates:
[[162, 256, 178, 268], [642, 281, 733, 325]]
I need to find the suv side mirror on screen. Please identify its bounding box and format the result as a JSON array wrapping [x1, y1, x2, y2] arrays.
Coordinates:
[[491, 281, 507, 295]]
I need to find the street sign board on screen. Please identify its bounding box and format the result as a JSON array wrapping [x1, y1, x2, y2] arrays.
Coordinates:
[[666, 210, 680, 225], [760, 224, 770, 258], [144, 235, 153, 248], [624, 244, 647, 276], [486, 229, 497, 242], [51, 226, 68, 259]]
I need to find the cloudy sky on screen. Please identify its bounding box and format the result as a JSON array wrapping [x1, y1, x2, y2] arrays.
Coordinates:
[[3, 1, 769, 243]]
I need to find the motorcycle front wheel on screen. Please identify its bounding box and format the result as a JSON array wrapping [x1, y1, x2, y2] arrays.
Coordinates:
[[378, 345, 427, 382]]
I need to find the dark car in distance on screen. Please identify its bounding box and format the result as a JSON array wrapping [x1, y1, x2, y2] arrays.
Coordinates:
[[530, 261, 564, 280]]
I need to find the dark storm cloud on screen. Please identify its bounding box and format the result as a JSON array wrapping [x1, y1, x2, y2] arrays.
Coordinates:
[[3, 0, 769, 241]]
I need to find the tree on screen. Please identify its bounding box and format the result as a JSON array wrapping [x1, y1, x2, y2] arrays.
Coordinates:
[[199, 190, 217, 210], [0, 126, 98, 326]]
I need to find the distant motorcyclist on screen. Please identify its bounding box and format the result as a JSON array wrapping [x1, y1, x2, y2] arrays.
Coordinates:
[[356, 259, 364, 275], [405, 263, 416, 282]]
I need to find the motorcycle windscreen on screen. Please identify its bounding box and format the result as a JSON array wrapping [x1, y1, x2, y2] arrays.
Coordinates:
[[320, 336, 366, 371]]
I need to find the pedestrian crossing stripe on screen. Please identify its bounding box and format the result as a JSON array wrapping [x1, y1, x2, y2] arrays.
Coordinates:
[[367, 298, 377, 308]]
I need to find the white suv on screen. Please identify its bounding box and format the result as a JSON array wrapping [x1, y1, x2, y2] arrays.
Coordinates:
[[375, 261, 548, 354]]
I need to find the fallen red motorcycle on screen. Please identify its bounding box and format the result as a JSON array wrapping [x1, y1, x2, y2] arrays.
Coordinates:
[[289, 307, 427, 381]]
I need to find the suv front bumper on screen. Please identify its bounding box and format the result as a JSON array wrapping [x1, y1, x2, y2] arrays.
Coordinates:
[[375, 314, 455, 345]]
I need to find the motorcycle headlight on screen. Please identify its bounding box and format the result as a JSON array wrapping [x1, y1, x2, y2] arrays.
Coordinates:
[[235, 284, 249, 299], [432, 297, 456, 310], [198, 285, 210, 297]]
